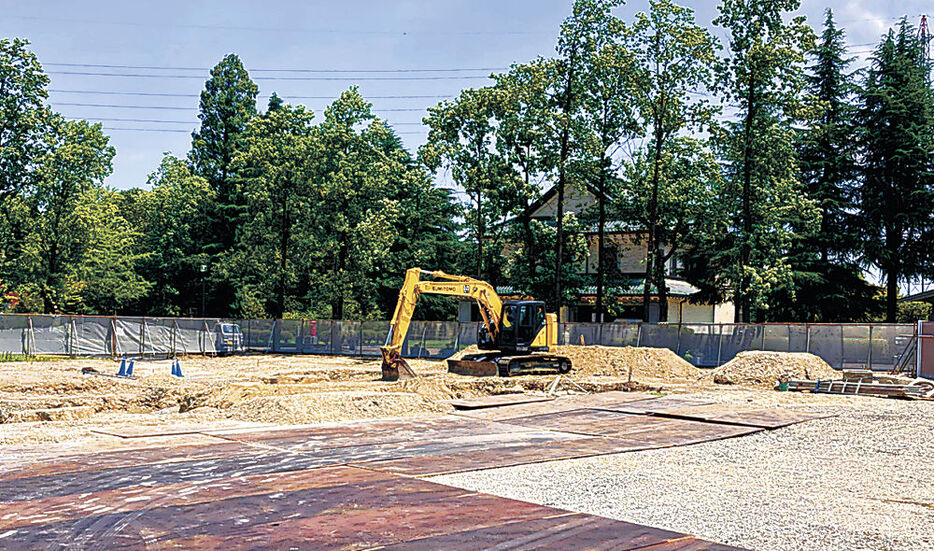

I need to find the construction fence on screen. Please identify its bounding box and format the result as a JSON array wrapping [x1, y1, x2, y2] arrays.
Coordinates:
[[0, 314, 916, 371]]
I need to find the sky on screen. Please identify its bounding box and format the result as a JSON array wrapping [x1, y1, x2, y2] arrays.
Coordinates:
[[0, 0, 929, 193]]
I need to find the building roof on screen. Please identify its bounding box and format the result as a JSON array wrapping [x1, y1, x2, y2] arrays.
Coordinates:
[[900, 289, 934, 303], [497, 278, 699, 299]]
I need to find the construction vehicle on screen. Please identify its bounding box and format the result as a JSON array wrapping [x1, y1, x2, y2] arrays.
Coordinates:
[[379, 268, 571, 381]]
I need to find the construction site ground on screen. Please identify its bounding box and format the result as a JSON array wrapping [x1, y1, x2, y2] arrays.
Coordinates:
[[0, 347, 931, 550]]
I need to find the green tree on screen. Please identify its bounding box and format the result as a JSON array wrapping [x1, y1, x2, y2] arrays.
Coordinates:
[[20, 118, 147, 313], [422, 87, 520, 284], [858, 20, 934, 322], [711, 0, 819, 321], [492, 61, 552, 286], [767, 9, 874, 322], [0, 38, 52, 290], [620, 138, 720, 318], [547, 0, 622, 315], [309, 89, 407, 319], [576, 5, 642, 321], [508, 213, 589, 312], [627, 0, 720, 322], [232, 103, 316, 318], [136, 156, 215, 316]]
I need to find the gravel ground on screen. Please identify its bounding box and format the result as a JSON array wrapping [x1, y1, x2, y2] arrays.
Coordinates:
[[431, 390, 934, 551]]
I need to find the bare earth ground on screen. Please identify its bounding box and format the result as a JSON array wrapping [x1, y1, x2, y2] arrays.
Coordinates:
[[0, 348, 931, 550]]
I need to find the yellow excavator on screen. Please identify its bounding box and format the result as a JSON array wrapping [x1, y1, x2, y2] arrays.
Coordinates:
[[379, 268, 572, 381]]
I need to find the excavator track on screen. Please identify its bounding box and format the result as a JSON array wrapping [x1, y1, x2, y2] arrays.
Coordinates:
[[448, 353, 571, 377]]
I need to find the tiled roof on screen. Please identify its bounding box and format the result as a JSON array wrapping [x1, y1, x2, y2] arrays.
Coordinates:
[[496, 278, 699, 298]]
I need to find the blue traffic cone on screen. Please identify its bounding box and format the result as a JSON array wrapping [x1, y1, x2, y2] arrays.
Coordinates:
[[172, 359, 184, 378], [126, 358, 135, 377], [117, 357, 127, 377]]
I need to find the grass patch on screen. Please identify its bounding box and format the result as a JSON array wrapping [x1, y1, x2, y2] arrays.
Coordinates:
[[0, 353, 64, 362]]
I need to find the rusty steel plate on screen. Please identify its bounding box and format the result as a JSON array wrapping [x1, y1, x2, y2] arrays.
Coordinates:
[[0, 440, 255, 483], [450, 394, 555, 409], [454, 391, 657, 421], [379, 513, 691, 550], [353, 437, 657, 477], [501, 409, 762, 444], [647, 403, 836, 429], [597, 395, 716, 414], [638, 537, 751, 550], [0, 463, 752, 551], [207, 416, 538, 451]]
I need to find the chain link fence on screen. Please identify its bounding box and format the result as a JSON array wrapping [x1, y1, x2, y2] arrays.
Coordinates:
[[0, 314, 915, 370]]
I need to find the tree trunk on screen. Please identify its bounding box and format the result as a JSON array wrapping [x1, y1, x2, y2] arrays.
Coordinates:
[[886, 268, 898, 323], [277, 196, 289, 319], [739, 78, 757, 323], [554, 44, 578, 319], [642, 239, 653, 322], [596, 167, 607, 322], [476, 190, 484, 280], [333, 237, 347, 319], [656, 245, 670, 322]]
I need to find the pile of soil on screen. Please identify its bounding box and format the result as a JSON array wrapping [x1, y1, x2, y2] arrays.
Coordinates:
[[709, 351, 839, 387], [448, 345, 703, 382]]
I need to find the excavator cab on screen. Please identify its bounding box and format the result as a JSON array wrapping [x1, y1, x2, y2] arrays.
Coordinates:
[[490, 301, 548, 353]]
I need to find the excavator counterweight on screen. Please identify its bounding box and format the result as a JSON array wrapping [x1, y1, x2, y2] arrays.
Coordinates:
[[379, 268, 571, 381]]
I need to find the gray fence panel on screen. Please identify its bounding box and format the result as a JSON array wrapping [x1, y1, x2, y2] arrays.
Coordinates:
[[640, 324, 681, 352], [0, 314, 917, 371], [600, 323, 640, 348], [842, 325, 871, 369], [762, 325, 791, 352], [30, 316, 68, 355], [719, 325, 764, 364], [872, 324, 910, 371], [677, 324, 720, 367], [456, 322, 480, 350], [73, 317, 111, 356], [807, 325, 844, 369], [361, 321, 387, 357], [560, 323, 602, 346], [0, 315, 28, 354]]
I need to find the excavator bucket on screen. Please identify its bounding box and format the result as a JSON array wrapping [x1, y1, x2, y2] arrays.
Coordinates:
[[380, 348, 418, 382]]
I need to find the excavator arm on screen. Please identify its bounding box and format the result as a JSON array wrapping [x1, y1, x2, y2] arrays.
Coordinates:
[[380, 268, 504, 380]]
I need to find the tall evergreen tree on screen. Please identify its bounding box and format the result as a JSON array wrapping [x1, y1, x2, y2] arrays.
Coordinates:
[[858, 19, 934, 322], [767, 9, 877, 322], [189, 54, 258, 251], [710, 0, 819, 322], [189, 54, 258, 315]]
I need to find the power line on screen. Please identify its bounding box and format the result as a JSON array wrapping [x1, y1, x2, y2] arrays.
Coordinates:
[[3, 14, 550, 36], [49, 89, 453, 100], [48, 70, 493, 81], [44, 62, 506, 74], [56, 102, 429, 112], [101, 126, 427, 135], [71, 116, 428, 126]]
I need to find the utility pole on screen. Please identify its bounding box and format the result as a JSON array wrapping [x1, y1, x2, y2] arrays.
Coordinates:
[[921, 15, 931, 69], [200, 264, 207, 317]]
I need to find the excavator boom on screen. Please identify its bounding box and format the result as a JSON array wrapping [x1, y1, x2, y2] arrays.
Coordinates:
[[380, 268, 503, 380]]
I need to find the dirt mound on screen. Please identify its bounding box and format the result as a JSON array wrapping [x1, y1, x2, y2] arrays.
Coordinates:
[[448, 345, 702, 382], [226, 391, 449, 424], [710, 351, 839, 387]]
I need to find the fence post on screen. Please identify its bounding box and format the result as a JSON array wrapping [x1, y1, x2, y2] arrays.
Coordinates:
[[787, 324, 792, 353], [68, 317, 76, 357], [840, 324, 846, 369], [676, 323, 683, 356], [867, 324, 873, 369], [805, 324, 811, 354], [111, 316, 117, 358], [139, 317, 146, 359], [26, 315, 34, 356], [637, 323, 643, 347], [716, 324, 723, 366]]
